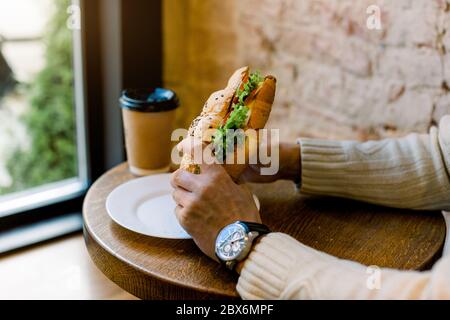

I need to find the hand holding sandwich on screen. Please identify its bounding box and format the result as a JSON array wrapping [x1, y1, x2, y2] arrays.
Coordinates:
[[172, 139, 301, 262], [171, 163, 261, 261], [178, 137, 302, 184]]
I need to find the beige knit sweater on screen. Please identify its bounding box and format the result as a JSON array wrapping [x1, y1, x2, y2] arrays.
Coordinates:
[[237, 116, 450, 299]]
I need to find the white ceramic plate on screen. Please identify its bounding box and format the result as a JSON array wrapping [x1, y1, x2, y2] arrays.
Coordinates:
[[106, 174, 260, 240]]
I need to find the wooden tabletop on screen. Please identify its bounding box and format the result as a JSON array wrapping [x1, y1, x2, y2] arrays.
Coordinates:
[[83, 163, 446, 300]]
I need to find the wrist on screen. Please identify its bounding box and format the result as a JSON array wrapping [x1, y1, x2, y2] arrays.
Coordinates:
[[215, 222, 269, 273], [235, 235, 265, 274], [278, 143, 301, 182]]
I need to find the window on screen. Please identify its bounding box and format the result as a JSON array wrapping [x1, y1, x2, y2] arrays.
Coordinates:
[[0, 0, 88, 217]]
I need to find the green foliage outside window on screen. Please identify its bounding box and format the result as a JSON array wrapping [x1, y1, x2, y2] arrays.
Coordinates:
[[0, 0, 77, 195]]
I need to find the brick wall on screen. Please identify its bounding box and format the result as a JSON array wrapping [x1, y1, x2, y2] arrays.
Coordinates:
[[164, 0, 450, 141]]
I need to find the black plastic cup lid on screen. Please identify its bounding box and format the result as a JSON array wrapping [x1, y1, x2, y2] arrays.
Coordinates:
[[120, 88, 179, 112]]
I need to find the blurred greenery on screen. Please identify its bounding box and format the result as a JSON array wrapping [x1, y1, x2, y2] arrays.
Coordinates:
[[0, 0, 77, 195]]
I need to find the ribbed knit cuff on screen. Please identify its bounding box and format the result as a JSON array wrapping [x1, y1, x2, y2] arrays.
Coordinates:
[[438, 117, 450, 173], [298, 138, 349, 196], [298, 134, 450, 210], [236, 233, 330, 299], [236, 233, 294, 299]]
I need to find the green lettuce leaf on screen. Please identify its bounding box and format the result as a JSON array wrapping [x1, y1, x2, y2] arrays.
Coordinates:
[[213, 71, 263, 159]]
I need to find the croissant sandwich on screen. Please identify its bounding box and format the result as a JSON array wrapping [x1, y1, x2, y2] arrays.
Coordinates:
[[180, 66, 277, 180]]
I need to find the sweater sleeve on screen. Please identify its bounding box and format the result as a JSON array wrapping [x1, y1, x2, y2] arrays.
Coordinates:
[[299, 117, 450, 211], [237, 116, 450, 300], [237, 233, 450, 299]]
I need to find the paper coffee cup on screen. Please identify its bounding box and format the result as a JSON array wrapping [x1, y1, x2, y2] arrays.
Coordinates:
[[120, 88, 179, 176]]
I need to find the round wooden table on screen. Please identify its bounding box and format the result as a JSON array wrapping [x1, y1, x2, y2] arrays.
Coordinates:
[[83, 163, 446, 300]]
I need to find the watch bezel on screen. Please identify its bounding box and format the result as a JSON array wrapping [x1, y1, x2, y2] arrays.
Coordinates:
[[215, 222, 258, 264]]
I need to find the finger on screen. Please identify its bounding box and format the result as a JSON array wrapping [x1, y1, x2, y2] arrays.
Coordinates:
[[236, 170, 251, 184], [174, 204, 184, 224], [174, 205, 191, 232], [170, 171, 181, 189], [177, 136, 205, 156], [172, 188, 195, 208], [171, 169, 201, 192], [176, 137, 191, 152], [198, 143, 219, 172], [237, 164, 261, 183], [200, 163, 235, 188]]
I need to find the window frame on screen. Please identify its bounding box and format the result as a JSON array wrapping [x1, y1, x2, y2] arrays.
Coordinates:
[[0, 0, 90, 218], [0, 0, 163, 255]]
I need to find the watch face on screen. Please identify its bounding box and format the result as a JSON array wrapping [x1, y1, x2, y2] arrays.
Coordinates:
[[215, 223, 248, 262]]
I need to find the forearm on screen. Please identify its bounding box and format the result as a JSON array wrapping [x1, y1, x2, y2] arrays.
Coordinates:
[[277, 143, 301, 182], [298, 126, 450, 211]]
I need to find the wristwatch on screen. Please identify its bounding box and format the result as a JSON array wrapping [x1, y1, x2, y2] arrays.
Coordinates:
[[215, 221, 271, 271]]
